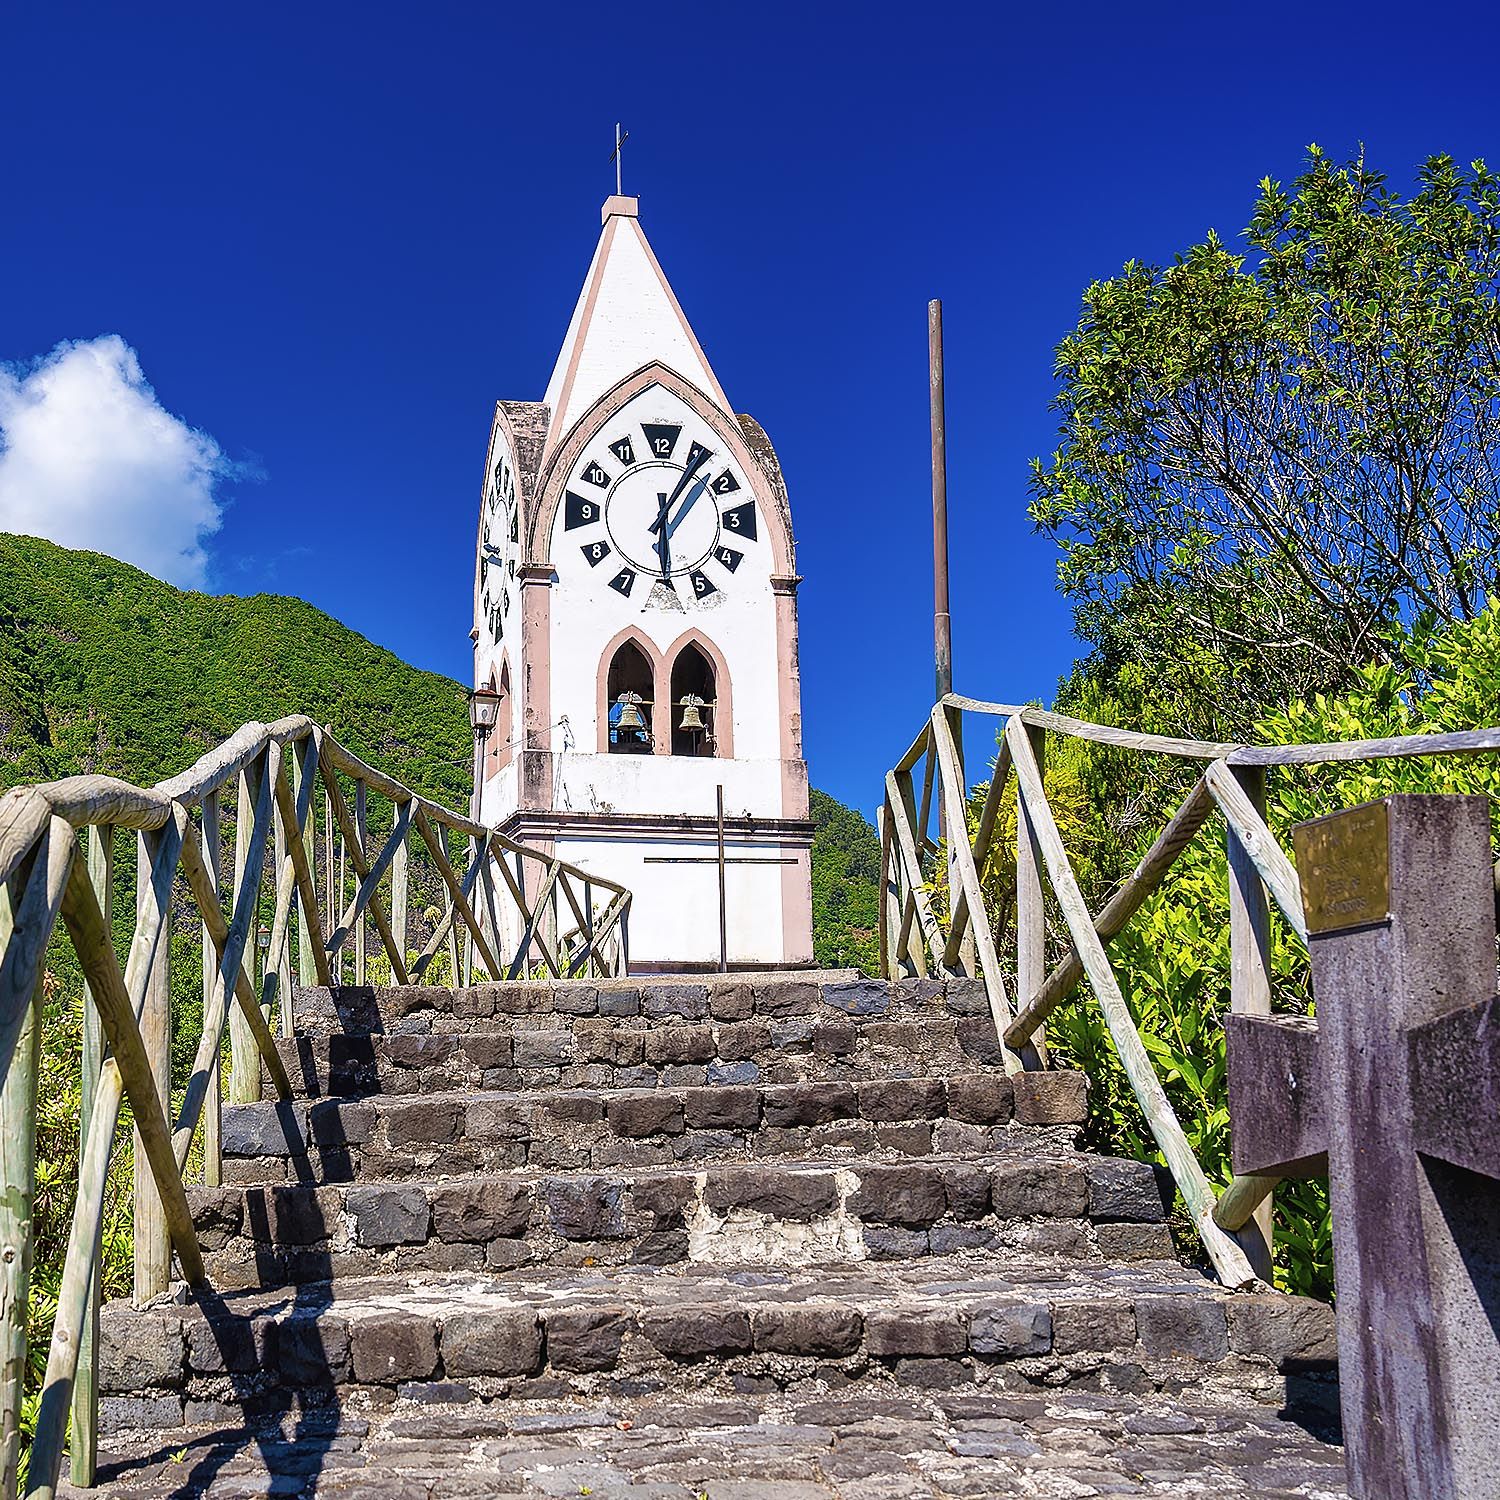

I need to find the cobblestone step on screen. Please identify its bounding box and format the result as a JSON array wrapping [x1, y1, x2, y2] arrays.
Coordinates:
[[188, 1152, 1177, 1290], [220, 1073, 1087, 1186], [289, 972, 996, 1041], [263, 1009, 997, 1098], [96, 1256, 1340, 1443]]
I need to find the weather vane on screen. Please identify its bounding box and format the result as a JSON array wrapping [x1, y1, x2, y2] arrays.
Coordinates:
[[610, 123, 629, 196]]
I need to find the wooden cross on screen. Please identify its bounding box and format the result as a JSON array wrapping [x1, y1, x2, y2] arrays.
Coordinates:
[[1225, 795, 1500, 1500], [609, 122, 629, 197]]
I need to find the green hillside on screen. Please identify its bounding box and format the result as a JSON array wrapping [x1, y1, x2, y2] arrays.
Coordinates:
[[0, 534, 882, 972]]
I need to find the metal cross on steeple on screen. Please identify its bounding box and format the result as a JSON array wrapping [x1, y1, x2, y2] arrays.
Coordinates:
[[610, 123, 629, 196]]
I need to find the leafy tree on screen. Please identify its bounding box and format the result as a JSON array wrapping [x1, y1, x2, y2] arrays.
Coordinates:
[[1031, 149, 1500, 735], [809, 789, 881, 972]]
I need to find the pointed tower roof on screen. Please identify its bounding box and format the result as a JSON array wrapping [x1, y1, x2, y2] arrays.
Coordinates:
[[542, 196, 731, 453]]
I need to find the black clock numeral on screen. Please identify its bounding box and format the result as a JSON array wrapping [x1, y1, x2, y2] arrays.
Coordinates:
[[608, 435, 635, 465], [581, 540, 612, 568], [581, 460, 610, 488], [688, 570, 719, 599], [681, 440, 714, 476], [715, 545, 744, 573], [721, 501, 758, 541], [493, 458, 505, 486], [711, 469, 740, 496], [608, 567, 637, 597], [564, 491, 601, 530], [642, 422, 681, 459], [509, 512, 519, 543]]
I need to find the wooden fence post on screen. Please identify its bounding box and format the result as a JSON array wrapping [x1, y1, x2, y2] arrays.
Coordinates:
[[70, 826, 111, 1485], [228, 764, 260, 1104], [353, 781, 367, 986], [1226, 764, 1274, 1280], [1014, 722, 1049, 1069], [294, 738, 318, 989], [391, 801, 409, 977], [199, 795, 222, 1188], [133, 828, 172, 1304]]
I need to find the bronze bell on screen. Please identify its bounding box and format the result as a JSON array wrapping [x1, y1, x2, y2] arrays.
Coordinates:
[[615, 691, 647, 732], [677, 693, 708, 731]]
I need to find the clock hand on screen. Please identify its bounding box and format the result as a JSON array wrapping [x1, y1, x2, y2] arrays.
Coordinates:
[[652, 492, 672, 578], [664, 475, 711, 540], [650, 445, 714, 532]]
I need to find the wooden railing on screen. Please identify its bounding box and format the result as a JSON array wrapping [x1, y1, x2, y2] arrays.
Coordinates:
[[879, 693, 1500, 1291], [0, 715, 630, 1498]]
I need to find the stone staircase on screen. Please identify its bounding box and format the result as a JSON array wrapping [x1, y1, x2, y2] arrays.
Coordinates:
[[77, 973, 1346, 1498]]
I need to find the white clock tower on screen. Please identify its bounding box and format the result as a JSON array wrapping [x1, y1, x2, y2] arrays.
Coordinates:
[[472, 192, 814, 972]]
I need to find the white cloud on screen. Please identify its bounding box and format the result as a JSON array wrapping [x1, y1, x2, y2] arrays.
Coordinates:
[[0, 335, 231, 587]]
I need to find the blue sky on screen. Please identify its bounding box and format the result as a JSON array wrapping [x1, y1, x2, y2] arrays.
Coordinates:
[[4, 1, 1495, 816]]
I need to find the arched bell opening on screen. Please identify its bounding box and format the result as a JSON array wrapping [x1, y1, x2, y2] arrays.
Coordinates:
[[606, 640, 654, 754], [670, 643, 718, 758]]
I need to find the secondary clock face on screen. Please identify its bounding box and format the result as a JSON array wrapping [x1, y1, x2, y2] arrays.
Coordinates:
[[478, 444, 519, 644], [561, 408, 758, 603]]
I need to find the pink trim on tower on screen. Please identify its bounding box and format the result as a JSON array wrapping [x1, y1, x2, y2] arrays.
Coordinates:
[[543, 216, 620, 464]]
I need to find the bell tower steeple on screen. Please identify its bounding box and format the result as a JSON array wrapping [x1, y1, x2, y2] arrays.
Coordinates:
[[471, 193, 812, 972]]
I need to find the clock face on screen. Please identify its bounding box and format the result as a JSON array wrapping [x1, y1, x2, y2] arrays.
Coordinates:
[[562, 413, 758, 603], [478, 446, 519, 643]]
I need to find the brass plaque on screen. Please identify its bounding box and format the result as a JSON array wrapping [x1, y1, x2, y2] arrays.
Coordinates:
[[1292, 800, 1391, 935]]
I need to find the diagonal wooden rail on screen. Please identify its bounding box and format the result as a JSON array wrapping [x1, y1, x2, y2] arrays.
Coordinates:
[[0, 715, 631, 1500], [880, 693, 1500, 1292]]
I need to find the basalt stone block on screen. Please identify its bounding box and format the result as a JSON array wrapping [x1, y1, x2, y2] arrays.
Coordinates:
[[684, 1085, 761, 1131], [387, 1034, 455, 1070], [351, 1312, 439, 1384], [223, 1101, 308, 1157], [969, 1302, 1052, 1357], [640, 1305, 751, 1357], [989, 1160, 1089, 1219], [928, 1224, 999, 1254], [278, 1315, 352, 1385], [1225, 1294, 1337, 1367], [944, 978, 991, 1016], [752, 1304, 863, 1356], [946, 1074, 1014, 1125], [706, 1166, 837, 1220], [850, 1165, 947, 1226], [100, 1310, 185, 1391], [822, 980, 890, 1017], [632, 1229, 689, 1263], [543, 1093, 604, 1125], [347, 1184, 429, 1247], [545, 1305, 634, 1371], [938, 1163, 992, 1220], [644, 1025, 716, 1065], [188, 1187, 244, 1250], [1012, 1070, 1089, 1125], [642, 984, 710, 1020], [488, 981, 548, 1015], [707, 1060, 759, 1086], [485, 1238, 533, 1270], [716, 1021, 770, 1061], [858, 1078, 946, 1122], [462, 1034, 513, 1071], [862, 1225, 930, 1259], [753, 977, 820, 1016], [512, 1031, 575, 1067], [450, 985, 495, 1020], [441, 1307, 542, 1378], [383, 1097, 464, 1146], [257, 1184, 340, 1245], [597, 986, 641, 1017], [865, 1308, 966, 1357], [762, 1082, 858, 1128], [955, 1018, 1004, 1066], [551, 984, 599, 1015], [812, 1021, 858, 1057], [545, 1175, 625, 1239], [627, 1173, 695, 1224], [430, 1179, 532, 1241], [100, 1394, 183, 1433], [581, 1028, 643, 1066], [185, 1314, 273, 1376], [1094, 1222, 1177, 1260], [1134, 1295, 1228, 1361], [709, 980, 755, 1020], [466, 1097, 530, 1140], [1051, 1299, 1137, 1354], [1085, 1158, 1170, 1222], [309, 1100, 375, 1147], [607, 1092, 684, 1137]]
